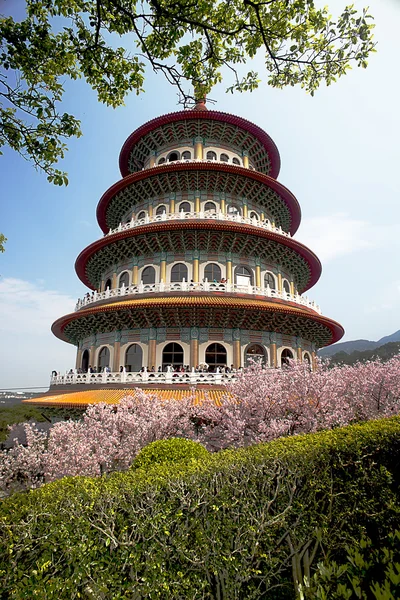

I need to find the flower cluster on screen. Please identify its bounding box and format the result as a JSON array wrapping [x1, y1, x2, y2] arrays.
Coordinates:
[[1, 355, 400, 495]]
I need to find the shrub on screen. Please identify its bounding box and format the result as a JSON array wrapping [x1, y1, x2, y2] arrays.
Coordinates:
[[0, 405, 44, 443], [0, 417, 399, 599], [132, 437, 209, 470]]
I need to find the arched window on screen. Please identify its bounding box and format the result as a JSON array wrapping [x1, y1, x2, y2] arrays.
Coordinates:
[[137, 211, 146, 220], [142, 266, 156, 284], [182, 151, 191, 160], [303, 352, 311, 368], [81, 349, 89, 373], [245, 344, 267, 366], [264, 272, 276, 290], [232, 157, 241, 165], [204, 201, 216, 212], [227, 204, 240, 216], [281, 348, 294, 366], [119, 271, 129, 287], [235, 265, 253, 286], [206, 151, 217, 160], [162, 343, 184, 371], [249, 211, 259, 220], [205, 343, 227, 371], [179, 202, 191, 213], [156, 205, 167, 215], [167, 151, 179, 162], [283, 280, 291, 294], [220, 153, 229, 162], [105, 278, 112, 290], [204, 263, 221, 282], [158, 157, 166, 165], [171, 263, 188, 282], [125, 344, 143, 372], [98, 347, 110, 371]]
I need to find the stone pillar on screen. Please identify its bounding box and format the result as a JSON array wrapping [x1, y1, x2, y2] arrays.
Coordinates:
[[113, 341, 121, 371], [195, 190, 201, 213], [233, 341, 241, 369], [148, 339, 157, 370], [132, 264, 139, 285], [220, 193, 226, 214], [160, 253, 167, 282], [242, 151, 249, 168], [75, 347, 82, 370], [260, 211, 265, 221], [290, 279, 295, 295], [149, 151, 157, 168], [169, 193, 176, 214], [193, 251, 199, 282], [311, 351, 317, 372], [190, 339, 199, 370], [148, 203, 153, 217], [194, 136, 203, 160], [243, 199, 248, 218], [277, 272, 283, 292], [255, 261, 261, 288], [226, 257, 232, 283], [270, 343, 277, 368], [100, 280, 105, 292], [89, 344, 96, 369], [297, 347, 302, 362]]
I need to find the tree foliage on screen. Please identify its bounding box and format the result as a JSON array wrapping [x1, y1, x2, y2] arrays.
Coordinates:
[[0, 1, 375, 183], [0, 232, 6, 252]]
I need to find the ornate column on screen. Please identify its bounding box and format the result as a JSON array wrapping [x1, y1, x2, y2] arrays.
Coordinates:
[[148, 203, 153, 217], [270, 333, 277, 367], [89, 335, 97, 369], [233, 329, 241, 369], [149, 151, 157, 168], [194, 136, 204, 160], [132, 261, 139, 285], [113, 332, 121, 371], [311, 349, 317, 372], [242, 198, 248, 218], [193, 250, 200, 282], [160, 252, 167, 282], [242, 151, 249, 168], [260, 211, 265, 221], [190, 327, 199, 369], [255, 258, 261, 288], [220, 193, 226, 214], [296, 337, 302, 362], [75, 345, 82, 370], [169, 193, 176, 213], [226, 252, 233, 283], [290, 277, 295, 295], [112, 271, 117, 289], [277, 271, 283, 292], [195, 190, 201, 213], [148, 328, 157, 370], [100, 279, 105, 292]]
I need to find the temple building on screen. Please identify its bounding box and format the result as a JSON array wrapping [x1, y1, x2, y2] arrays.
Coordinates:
[[30, 101, 344, 406]]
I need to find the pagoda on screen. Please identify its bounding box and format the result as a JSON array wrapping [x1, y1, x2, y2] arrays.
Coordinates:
[[49, 100, 344, 395]]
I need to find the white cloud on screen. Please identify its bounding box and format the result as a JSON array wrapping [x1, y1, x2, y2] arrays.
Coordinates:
[[0, 279, 77, 390], [295, 213, 374, 262]]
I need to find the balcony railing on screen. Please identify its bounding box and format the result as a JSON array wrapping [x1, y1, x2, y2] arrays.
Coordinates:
[[106, 210, 292, 238], [75, 281, 322, 314], [50, 370, 236, 387]]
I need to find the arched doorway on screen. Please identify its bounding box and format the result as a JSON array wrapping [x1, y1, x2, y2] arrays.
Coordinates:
[[125, 344, 143, 372], [98, 346, 110, 371], [235, 265, 253, 286], [281, 348, 294, 366], [171, 263, 188, 282], [142, 266, 156, 284], [205, 343, 227, 371], [119, 271, 129, 287], [179, 201, 191, 212], [81, 349, 89, 373], [105, 278, 112, 290], [162, 343, 184, 371], [245, 344, 267, 366], [204, 263, 221, 282]]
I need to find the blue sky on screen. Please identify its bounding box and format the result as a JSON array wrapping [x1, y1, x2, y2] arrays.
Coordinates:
[[1, 0, 399, 390]]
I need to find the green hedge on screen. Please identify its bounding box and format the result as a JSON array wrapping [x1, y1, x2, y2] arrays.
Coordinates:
[[0, 405, 44, 443], [0, 417, 399, 599], [132, 437, 209, 470]]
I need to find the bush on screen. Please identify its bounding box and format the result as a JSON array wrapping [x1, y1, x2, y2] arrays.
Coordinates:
[[0, 417, 399, 599], [132, 437, 209, 470], [0, 405, 44, 443]]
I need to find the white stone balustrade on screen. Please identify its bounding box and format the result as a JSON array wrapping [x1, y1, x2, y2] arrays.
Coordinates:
[[75, 282, 322, 314], [105, 210, 291, 238], [50, 370, 237, 387]]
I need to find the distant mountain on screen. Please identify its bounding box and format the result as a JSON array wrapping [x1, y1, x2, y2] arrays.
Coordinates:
[[327, 341, 400, 366], [319, 329, 400, 359]]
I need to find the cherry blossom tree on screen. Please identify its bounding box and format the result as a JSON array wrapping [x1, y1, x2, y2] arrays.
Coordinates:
[[1, 355, 400, 495]]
